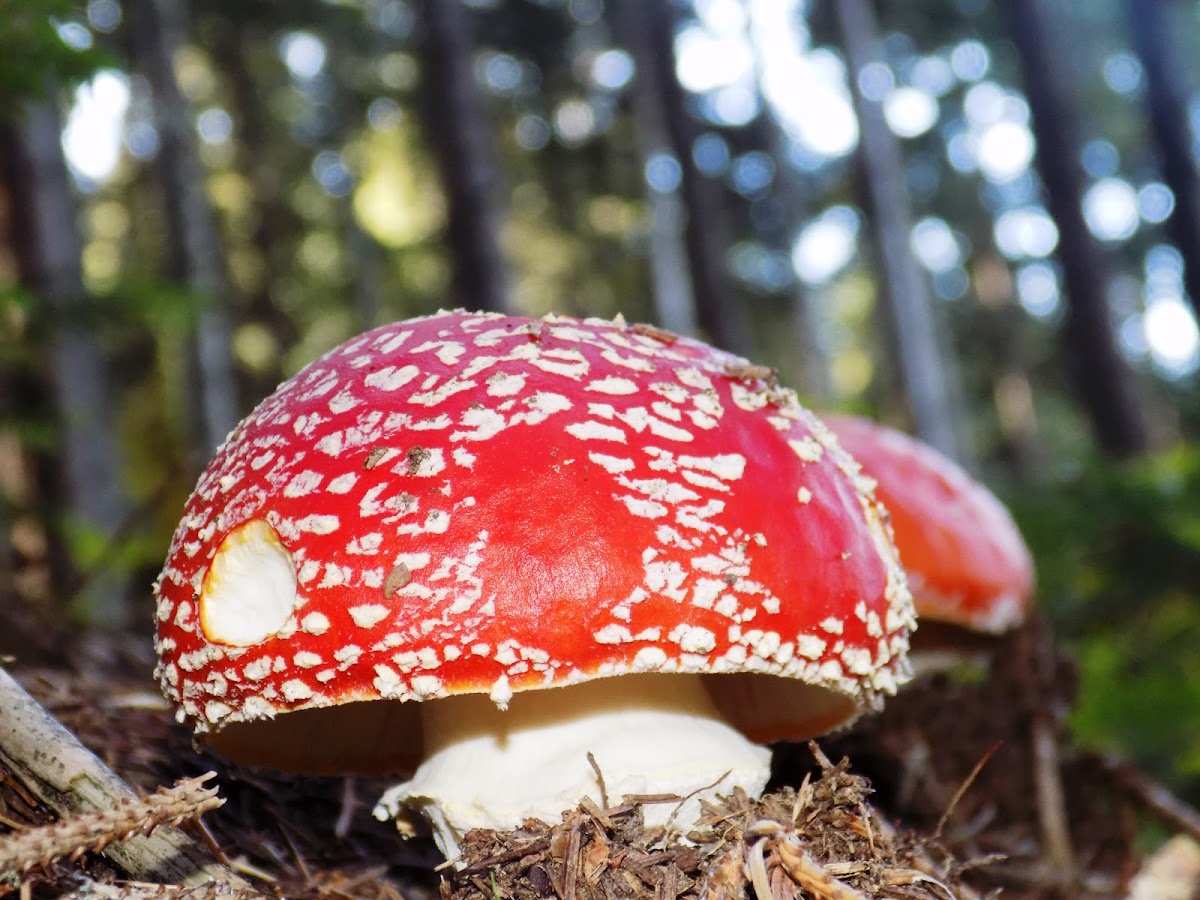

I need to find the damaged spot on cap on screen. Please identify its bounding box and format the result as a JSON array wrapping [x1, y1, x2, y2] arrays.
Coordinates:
[[199, 519, 297, 647]]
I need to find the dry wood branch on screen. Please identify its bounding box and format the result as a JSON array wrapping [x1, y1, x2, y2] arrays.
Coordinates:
[[55, 872, 266, 900], [0, 666, 257, 892], [1092, 753, 1200, 844], [775, 835, 867, 900], [0, 774, 223, 873]]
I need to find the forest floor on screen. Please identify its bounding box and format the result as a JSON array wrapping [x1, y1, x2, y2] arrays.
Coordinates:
[[0, 608, 1197, 900]]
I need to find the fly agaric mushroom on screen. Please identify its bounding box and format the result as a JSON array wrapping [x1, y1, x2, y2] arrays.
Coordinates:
[[819, 416, 1071, 874], [154, 311, 914, 860], [822, 414, 1034, 648]]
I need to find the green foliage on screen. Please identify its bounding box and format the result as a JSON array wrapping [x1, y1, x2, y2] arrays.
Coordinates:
[[0, 0, 110, 113], [1011, 448, 1200, 800]]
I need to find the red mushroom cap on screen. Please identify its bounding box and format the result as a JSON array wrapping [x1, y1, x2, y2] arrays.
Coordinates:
[[155, 312, 913, 772], [822, 414, 1034, 634]]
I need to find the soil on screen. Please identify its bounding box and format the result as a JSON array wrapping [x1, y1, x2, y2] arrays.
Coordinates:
[[819, 616, 1141, 898], [0, 611, 1189, 899]]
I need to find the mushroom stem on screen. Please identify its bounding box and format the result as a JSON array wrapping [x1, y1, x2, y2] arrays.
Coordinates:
[[373, 674, 772, 860]]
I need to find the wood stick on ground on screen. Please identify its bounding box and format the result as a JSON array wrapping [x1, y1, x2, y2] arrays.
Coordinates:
[[57, 872, 269, 900], [0, 773, 223, 873], [0, 666, 257, 892], [1031, 713, 1074, 876], [1091, 753, 1200, 844], [1016, 618, 1074, 885]]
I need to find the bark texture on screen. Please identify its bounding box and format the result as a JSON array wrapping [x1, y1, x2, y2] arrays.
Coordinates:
[[836, 0, 964, 462], [1005, 0, 1151, 457]]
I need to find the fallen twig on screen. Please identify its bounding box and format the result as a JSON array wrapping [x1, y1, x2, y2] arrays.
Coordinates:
[[1091, 752, 1200, 844], [56, 871, 266, 899], [0, 773, 223, 874], [0, 666, 257, 893]]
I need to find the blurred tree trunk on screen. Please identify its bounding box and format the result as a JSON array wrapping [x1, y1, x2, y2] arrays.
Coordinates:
[[1004, 0, 1151, 458], [208, 19, 296, 401], [127, 0, 241, 457], [414, 0, 513, 315], [973, 252, 1048, 478], [744, 5, 832, 402], [609, 0, 699, 339], [1126, 0, 1200, 321], [345, 214, 386, 331], [835, 0, 964, 462], [748, 127, 832, 402], [0, 103, 132, 626], [633, 0, 754, 356]]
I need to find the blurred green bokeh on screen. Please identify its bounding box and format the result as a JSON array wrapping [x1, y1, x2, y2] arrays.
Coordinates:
[[1012, 447, 1200, 801]]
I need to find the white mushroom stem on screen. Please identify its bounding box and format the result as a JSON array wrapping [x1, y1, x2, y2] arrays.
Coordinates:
[[373, 674, 772, 861]]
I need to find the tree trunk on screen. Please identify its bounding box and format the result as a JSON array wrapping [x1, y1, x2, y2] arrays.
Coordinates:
[[1, 103, 133, 627], [633, 0, 754, 356], [835, 0, 964, 462], [207, 19, 297, 402], [414, 0, 513, 315], [609, 0, 699, 340], [1126, 0, 1200, 322], [744, 4, 832, 402], [127, 0, 241, 457], [1004, 0, 1151, 457]]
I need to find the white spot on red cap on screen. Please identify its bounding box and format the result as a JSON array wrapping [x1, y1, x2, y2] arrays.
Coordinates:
[[372, 664, 405, 698], [349, 604, 389, 629], [633, 646, 669, 670], [797, 634, 827, 659], [566, 420, 626, 442], [588, 376, 640, 395], [405, 447, 446, 478], [670, 624, 716, 654], [205, 701, 233, 723], [486, 371, 525, 396], [789, 437, 824, 463], [301, 611, 330, 635], [680, 453, 745, 481], [347, 533, 383, 555], [490, 674, 513, 710], [410, 674, 443, 698], [376, 331, 413, 354], [296, 515, 339, 535], [594, 624, 633, 644], [282, 679, 314, 702], [365, 365, 420, 391], [327, 472, 358, 494]]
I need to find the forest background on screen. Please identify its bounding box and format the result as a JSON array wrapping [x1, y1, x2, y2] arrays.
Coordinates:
[[1, 0, 1198, 814]]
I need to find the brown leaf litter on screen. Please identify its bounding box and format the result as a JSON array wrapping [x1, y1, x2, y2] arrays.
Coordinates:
[[442, 745, 968, 900], [819, 615, 1200, 898]]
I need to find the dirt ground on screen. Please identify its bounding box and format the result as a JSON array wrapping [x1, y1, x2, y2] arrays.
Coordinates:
[[0, 610, 1195, 899]]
